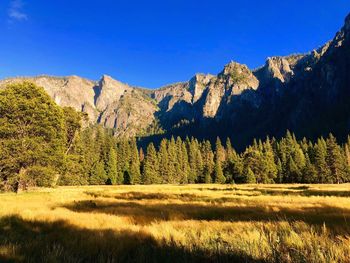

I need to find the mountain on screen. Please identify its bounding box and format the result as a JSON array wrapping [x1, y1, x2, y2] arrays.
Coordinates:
[[1, 13, 350, 147], [0, 75, 158, 137]]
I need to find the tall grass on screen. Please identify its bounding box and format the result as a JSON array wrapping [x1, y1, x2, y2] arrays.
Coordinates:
[[0, 184, 349, 262]]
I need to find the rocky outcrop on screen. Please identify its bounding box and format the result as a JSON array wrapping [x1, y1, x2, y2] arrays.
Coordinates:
[[189, 74, 214, 103], [0, 75, 157, 137], [0, 75, 99, 121], [95, 75, 132, 111], [99, 89, 157, 137]]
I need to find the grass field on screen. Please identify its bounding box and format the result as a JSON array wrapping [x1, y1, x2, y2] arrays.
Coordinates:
[[0, 184, 350, 262]]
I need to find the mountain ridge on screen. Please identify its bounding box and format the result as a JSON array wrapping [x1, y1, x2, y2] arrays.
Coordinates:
[[1, 12, 350, 147]]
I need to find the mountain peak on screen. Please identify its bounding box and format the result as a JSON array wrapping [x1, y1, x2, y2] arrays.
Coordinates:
[[343, 13, 350, 39], [100, 74, 114, 82], [221, 61, 249, 75], [345, 13, 350, 29]]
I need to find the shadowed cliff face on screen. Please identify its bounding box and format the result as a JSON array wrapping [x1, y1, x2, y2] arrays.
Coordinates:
[[1, 13, 350, 146]]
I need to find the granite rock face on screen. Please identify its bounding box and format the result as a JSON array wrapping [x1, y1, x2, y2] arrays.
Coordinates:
[[0, 75, 157, 137]]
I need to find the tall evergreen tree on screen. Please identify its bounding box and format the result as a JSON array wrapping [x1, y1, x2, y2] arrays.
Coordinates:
[[214, 137, 226, 183], [243, 146, 266, 183], [244, 167, 256, 184], [167, 137, 177, 183], [142, 143, 160, 184], [188, 138, 203, 183], [303, 153, 318, 183], [326, 134, 348, 184], [314, 138, 331, 183], [225, 138, 243, 183], [201, 140, 214, 183], [180, 142, 190, 184], [286, 156, 302, 183], [89, 160, 107, 185], [129, 139, 141, 184], [158, 139, 169, 183], [263, 137, 278, 183], [106, 147, 117, 185]]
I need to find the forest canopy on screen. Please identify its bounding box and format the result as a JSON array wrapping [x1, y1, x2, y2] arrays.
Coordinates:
[[1, 82, 350, 192]]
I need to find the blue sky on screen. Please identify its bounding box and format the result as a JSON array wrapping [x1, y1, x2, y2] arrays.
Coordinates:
[[0, 1, 348, 88]]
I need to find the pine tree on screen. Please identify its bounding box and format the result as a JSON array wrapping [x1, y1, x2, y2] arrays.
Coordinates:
[[129, 139, 141, 184], [201, 140, 214, 183], [314, 138, 331, 183], [214, 157, 225, 183], [326, 134, 347, 184], [225, 138, 243, 183], [243, 146, 266, 183], [214, 137, 225, 183], [167, 137, 177, 183], [303, 153, 318, 183], [276, 158, 283, 183], [180, 142, 190, 184], [175, 137, 184, 183], [106, 147, 117, 185], [188, 138, 203, 183], [344, 136, 350, 167], [286, 156, 302, 183], [244, 167, 256, 184], [116, 140, 131, 184], [89, 160, 107, 185], [142, 143, 160, 184], [158, 139, 169, 183], [60, 132, 89, 186], [263, 137, 278, 183]]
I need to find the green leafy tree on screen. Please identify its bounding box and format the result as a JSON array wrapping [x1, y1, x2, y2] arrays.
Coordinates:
[[62, 107, 82, 154], [0, 82, 65, 191]]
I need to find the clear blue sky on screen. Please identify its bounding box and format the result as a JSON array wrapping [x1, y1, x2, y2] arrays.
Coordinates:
[[0, 1, 348, 88]]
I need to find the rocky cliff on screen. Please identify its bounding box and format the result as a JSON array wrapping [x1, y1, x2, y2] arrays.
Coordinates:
[[0, 75, 158, 137]]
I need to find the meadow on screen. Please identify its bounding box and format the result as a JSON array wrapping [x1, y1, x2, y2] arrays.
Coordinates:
[[0, 184, 350, 262]]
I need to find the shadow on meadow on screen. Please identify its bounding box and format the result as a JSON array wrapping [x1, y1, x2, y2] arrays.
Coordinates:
[[61, 199, 350, 233], [206, 186, 350, 198], [0, 215, 263, 263], [85, 191, 202, 201], [84, 191, 249, 204]]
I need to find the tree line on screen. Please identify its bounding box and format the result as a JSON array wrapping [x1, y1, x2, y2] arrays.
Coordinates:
[[66, 128, 350, 186], [1, 82, 350, 191]]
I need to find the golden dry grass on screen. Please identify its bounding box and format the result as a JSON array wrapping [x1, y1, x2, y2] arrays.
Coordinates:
[[0, 184, 350, 262]]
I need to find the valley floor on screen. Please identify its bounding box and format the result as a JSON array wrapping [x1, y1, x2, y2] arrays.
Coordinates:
[[0, 184, 350, 262]]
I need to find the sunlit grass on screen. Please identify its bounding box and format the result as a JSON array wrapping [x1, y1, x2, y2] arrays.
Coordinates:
[[0, 184, 350, 262]]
